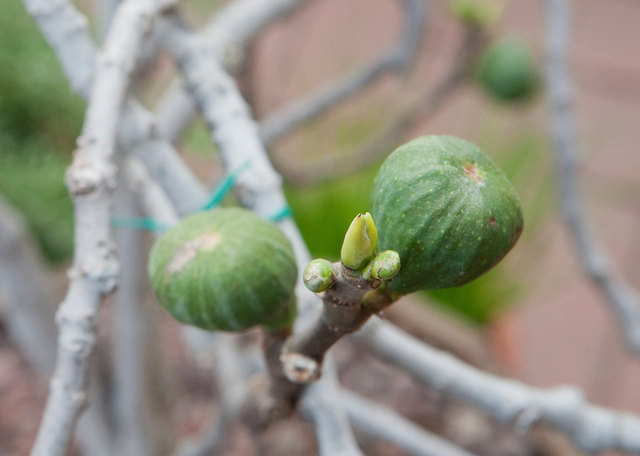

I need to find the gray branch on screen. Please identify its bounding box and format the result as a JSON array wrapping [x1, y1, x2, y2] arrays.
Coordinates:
[[544, 0, 640, 352], [112, 176, 174, 456], [0, 196, 57, 374], [155, 0, 312, 143], [29, 1, 177, 455], [298, 357, 364, 456], [23, 0, 208, 216], [341, 389, 476, 456], [354, 318, 640, 453], [259, 0, 427, 146]]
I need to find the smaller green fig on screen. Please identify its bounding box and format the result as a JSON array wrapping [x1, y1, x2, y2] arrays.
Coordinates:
[[148, 207, 297, 332], [340, 212, 378, 271], [303, 259, 334, 293], [476, 37, 538, 102]]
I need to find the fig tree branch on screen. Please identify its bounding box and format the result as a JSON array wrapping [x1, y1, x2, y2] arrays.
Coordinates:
[[258, 0, 427, 147], [354, 318, 640, 453], [271, 25, 487, 186], [341, 389, 476, 456], [29, 1, 177, 455], [297, 356, 364, 456], [0, 196, 57, 374], [544, 0, 640, 352], [155, 0, 313, 143], [23, 0, 210, 215]]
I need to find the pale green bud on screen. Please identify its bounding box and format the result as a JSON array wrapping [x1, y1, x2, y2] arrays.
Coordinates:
[[303, 259, 334, 293], [370, 250, 401, 281], [340, 212, 378, 271]]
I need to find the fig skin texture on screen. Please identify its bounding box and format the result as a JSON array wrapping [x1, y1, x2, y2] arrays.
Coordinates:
[[371, 135, 523, 294], [148, 207, 297, 332]]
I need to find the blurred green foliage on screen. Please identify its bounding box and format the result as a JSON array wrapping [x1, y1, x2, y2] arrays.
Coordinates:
[[0, 0, 84, 263]]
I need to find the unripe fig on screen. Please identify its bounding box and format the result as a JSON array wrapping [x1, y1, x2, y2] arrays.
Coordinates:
[[371, 135, 523, 294], [476, 37, 538, 102], [148, 207, 297, 331]]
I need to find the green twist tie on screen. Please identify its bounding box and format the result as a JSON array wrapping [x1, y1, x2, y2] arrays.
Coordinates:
[[201, 161, 251, 210], [111, 217, 171, 233]]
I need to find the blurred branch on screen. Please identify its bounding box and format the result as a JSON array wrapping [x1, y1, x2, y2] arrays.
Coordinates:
[[155, 0, 313, 143], [272, 26, 487, 186], [259, 0, 427, 146], [173, 333, 250, 456], [298, 358, 364, 456], [112, 177, 174, 456], [30, 1, 177, 455], [354, 318, 640, 453], [544, 0, 640, 352], [341, 390, 476, 456], [0, 196, 56, 374]]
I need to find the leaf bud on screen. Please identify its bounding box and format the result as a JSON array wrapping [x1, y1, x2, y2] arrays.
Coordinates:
[[340, 212, 378, 271], [370, 250, 401, 281], [303, 259, 334, 293]]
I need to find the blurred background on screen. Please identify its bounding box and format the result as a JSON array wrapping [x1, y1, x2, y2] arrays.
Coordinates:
[[1, 0, 639, 454]]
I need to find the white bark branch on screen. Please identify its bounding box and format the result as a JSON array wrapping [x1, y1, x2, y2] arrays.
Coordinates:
[[30, 1, 177, 455], [544, 0, 640, 352], [259, 0, 427, 146], [354, 318, 640, 453], [22, 0, 208, 216], [155, 0, 312, 143], [341, 389, 477, 456], [159, 14, 365, 453]]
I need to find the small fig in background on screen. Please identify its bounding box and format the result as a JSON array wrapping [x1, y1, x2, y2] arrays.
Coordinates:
[[476, 37, 538, 102], [371, 135, 523, 294], [148, 207, 297, 332]]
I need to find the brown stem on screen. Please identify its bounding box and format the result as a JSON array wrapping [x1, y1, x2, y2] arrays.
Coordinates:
[[281, 264, 396, 383]]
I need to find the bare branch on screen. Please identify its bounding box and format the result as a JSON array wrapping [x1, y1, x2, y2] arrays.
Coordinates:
[[23, 0, 209, 215], [259, 0, 427, 146], [354, 318, 640, 453], [272, 26, 487, 186], [112, 179, 174, 455], [155, 0, 313, 143], [341, 390, 477, 456], [298, 357, 364, 456], [0, 197, 56, 374], [544, 0, 640, 352], [30, 1, 177, 454]]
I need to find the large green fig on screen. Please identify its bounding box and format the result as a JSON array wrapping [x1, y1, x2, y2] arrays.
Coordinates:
[[476, 37, 538, 102], [371, 135, 523, 294], [148, 207, 297, 332]]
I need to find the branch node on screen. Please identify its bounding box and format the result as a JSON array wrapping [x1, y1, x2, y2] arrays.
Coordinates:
[[280, 352, 320, 384]]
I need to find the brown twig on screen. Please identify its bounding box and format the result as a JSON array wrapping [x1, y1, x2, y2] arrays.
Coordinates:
[[282, 262, 397, 383]]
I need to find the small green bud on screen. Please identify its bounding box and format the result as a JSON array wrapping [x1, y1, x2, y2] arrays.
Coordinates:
[[340, 212, 378, 271], [370, 250, 401, 281], [303, 259, 334, 293]]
